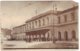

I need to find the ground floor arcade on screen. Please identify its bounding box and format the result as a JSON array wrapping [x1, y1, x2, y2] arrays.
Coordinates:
[[25, 29, 52, 42], [25, 28, 77, 42]]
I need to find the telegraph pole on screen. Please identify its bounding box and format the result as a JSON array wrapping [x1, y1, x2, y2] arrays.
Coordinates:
[[52, 2, 55, 43], [35, 8, 38, 16], [52, 1, 57, 43]]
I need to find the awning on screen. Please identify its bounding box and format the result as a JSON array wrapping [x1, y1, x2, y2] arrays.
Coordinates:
[[26, 29, 49, 35]]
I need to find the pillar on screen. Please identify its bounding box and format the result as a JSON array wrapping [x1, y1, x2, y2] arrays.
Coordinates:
[[27, 35, 29, 42], [30, 35, 32, 41], [35, 35, 37, 41], [37, 34, 39, 41], [44, 33, 46, 41], [25, 35, 28, 41], [42, 34, 45, 41], [29, 35, 31, 42], [26, 35, 28, 41], [39, 34, 41, 41], [41, 34, 42, 41]]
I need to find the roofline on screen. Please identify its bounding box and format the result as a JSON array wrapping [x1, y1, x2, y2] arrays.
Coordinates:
[[26, 6, 78, 23], [57, 6, 78, 15], [13, 6, 78, 29], [13, 24, 26, 29]]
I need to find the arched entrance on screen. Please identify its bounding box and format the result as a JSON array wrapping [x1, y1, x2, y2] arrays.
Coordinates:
[[64, 31, 68, 41], [58, 32, 61, 41], [72, 30, 76, 40]]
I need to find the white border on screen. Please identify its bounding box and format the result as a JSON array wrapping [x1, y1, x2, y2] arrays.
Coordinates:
[[0, 0, 74, 1], [0, 0, 79, 51]]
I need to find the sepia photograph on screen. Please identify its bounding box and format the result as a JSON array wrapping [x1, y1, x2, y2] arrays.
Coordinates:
[[0, 0, 78, 50]]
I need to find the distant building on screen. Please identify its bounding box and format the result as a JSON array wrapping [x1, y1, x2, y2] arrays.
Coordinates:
[[11, 24, 26, 40], [1, 28, 11, 40], [12, 6, 78, 43]]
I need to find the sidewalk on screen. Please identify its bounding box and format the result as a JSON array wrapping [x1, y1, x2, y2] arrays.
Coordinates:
[[29, 42, 78, 49], [2, 41, 52, 48], [2, 40, 78, 49]]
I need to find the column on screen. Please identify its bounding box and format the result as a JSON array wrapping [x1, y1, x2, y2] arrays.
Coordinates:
[[39, 34, 41, 41], [44, 33, 46, 41], [33, 35, 35, 41], [27, 35, 29, 42], [35, 35, 37, 41], [45, 33, 48, 41], [37, 34, 39, 41], [26, 35, 27, 42], [41, 34, 43, 41], [38, 34, 40, 41], [30, 35, 32, 41], [46, 33, 49, 41], [29, 35, 31, 42], [43, 34, 45, 41]]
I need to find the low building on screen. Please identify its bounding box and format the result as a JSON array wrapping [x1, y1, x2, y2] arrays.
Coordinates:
[[11, 24, 26, 40], [1, 28, 11, 40]]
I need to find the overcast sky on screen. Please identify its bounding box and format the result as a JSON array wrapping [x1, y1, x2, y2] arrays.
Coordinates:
[[0, 1, 78, 29]]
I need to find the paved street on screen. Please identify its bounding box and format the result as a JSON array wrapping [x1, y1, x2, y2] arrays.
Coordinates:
[[2, 40, 78, 49]]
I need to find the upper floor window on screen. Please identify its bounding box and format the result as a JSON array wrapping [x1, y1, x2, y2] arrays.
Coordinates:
[[23, 26, 25, 32], [32, 22, 34, 28], [35, 21, 37, 26], [71, 12, 75, 21], [26, 24, 28, 29], [58, 16, 60, 24], [47, 17, 49, 24], [29, 23, 31, 29], [39, 20, 41, 27], [64, 15, 67, 22], [43, 19, 45, 26]]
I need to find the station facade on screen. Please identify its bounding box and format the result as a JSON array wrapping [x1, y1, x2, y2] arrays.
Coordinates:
[[12, 6, 78, 42]]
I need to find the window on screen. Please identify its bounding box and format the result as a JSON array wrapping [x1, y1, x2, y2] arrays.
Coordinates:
[[32, 22, 34, 28], [27, 24, 29, 29], [64, 15, 67, 22], [26, 24, 28, 30], [58, 32, 61, 40], [39, 20, 41, 27], [28, 23, 30, 30], [24, 25, 26, 31], [29, 23, 31, 29], [35, 21, 37, 26], [43, 19, 45, 26], [23, 26, 25, 32], [64, 31, 68, 40], [47, 32, 50, 41], [47, 17, 49, 24], [72, 30, 76, 40], [58, 16, 60, 24], [71, 12, 75, 20]]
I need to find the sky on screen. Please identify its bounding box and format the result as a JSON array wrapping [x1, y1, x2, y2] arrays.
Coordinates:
[[0, 1, 78, 29]]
